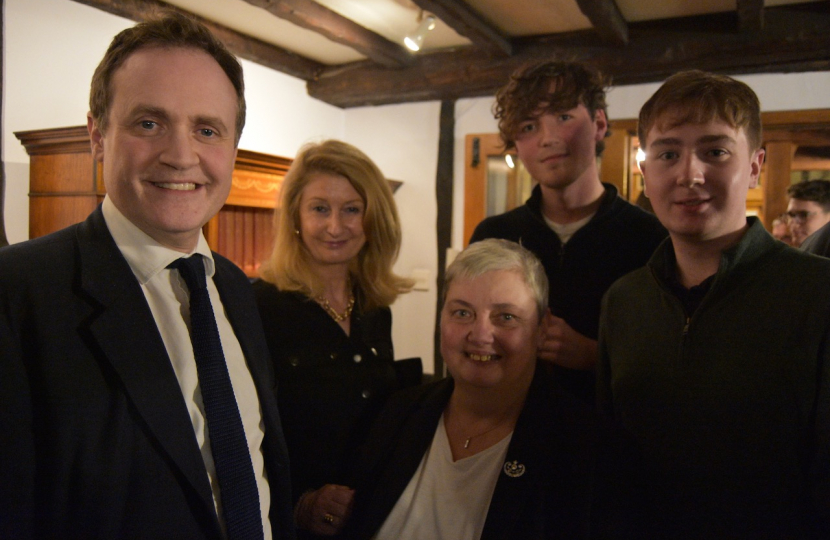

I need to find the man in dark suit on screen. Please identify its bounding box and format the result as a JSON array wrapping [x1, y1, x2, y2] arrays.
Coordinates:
[[0, 12, 295, 540]]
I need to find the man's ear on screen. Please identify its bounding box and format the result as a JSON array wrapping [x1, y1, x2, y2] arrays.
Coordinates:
[[748, 147, 765, 189], [88, 113, 104, 163], [594, 109, 608, 142], [639, 159, 649, 197]]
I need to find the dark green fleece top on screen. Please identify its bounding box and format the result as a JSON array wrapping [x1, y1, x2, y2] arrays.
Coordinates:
[[598, 217, 830, 539]]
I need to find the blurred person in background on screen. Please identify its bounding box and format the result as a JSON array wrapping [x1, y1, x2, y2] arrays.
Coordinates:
[[787, 179, 830, 257]]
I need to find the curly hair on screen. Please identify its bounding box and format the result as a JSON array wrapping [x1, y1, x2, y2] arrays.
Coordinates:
[[493, 60, 610, 155]]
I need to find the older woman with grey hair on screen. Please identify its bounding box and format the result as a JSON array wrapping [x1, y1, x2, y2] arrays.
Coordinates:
[[339, 238, 599, 540]]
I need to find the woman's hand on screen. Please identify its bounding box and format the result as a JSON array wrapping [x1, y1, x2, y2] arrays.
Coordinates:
[[295, 484, 356, 536]]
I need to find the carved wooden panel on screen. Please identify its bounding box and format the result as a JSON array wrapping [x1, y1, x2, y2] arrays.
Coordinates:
[[15, 125, 289, 277]]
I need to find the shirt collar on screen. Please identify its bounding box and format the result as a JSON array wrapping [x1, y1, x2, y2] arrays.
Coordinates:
[[102, 196, 215, 285]]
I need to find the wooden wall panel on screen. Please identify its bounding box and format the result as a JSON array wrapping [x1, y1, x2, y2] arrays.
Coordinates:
[[213, 206, 275, 277], [16, 126, 289, 277]]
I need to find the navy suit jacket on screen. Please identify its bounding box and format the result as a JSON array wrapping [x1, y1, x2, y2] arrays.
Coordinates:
[[0, 207, 295, 540]]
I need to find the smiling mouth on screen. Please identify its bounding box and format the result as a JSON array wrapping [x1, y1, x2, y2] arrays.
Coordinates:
[[154, 182, 197, 191], [467, 353, 499, 362], [677, 198, 709, 207]]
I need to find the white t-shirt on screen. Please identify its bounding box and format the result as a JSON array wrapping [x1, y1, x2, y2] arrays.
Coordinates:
[[373, 415, 512, 540], [544, 212, 595, 244]]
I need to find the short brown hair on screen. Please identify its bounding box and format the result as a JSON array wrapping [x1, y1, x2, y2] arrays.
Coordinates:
[[638, 70, 761, 151], [259, 140, 413, 311], [493, 60, 610, 154], [787, 179, 830, 211], [89, 10, 246, 144]]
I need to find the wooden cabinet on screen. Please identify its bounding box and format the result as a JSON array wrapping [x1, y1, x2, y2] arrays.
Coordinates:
[[15, 125, 290, 277]]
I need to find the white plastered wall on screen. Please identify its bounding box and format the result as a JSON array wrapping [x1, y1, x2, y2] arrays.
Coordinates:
[[5, 0, 830, 372]]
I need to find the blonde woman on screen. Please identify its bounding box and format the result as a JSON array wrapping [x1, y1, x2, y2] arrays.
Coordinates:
[[253, 140, 414, 537]]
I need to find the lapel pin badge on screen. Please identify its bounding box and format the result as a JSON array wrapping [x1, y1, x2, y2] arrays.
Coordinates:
[[503, 460, 526, 478]]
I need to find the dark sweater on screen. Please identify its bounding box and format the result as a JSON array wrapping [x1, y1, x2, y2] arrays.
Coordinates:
[[470, 183, 667, 402], [598, 218, 830, 539]]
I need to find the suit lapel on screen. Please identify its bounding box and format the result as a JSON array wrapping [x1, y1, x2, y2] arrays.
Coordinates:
[[75, 209, 218, 522]]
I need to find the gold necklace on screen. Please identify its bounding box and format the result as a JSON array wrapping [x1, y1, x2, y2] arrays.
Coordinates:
[[462, 415, 513, 449], [317, 293, 355, 322]]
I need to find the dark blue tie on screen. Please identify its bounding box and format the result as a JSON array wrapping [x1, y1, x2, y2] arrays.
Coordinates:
[[170, 255, 264, 540]]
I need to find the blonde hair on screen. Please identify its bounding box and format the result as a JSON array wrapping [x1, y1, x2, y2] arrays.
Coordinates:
[[259, 140, 413, 310]]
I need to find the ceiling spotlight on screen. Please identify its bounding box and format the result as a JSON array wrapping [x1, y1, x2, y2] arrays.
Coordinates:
[[404, 15, 436, 52]]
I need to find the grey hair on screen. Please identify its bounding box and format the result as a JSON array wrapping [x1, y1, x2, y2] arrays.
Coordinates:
[[444, 239, 549, 321]]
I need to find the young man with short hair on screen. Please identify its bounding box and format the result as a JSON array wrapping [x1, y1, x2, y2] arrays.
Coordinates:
[[598, 70, 830, 538], [787, 179, 830, 256], [470, 61, 666, 403]]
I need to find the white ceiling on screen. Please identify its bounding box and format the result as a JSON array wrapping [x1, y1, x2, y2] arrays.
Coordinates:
[[162, 0, 823, 66]]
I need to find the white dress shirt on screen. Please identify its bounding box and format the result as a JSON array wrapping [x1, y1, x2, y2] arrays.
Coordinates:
[[102, 197, 271, 539]]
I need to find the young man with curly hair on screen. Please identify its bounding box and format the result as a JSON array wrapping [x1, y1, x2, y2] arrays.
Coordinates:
[[470, 61, 666, 404]]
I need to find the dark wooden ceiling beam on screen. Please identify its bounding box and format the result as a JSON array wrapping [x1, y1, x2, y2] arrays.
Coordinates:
[[574, 0, 628, 45], [737, 0, 764, 33], [410, 0, 511, 56], [308, 8, 830, 108], [243, 0, 412, 68], [69, 0, 323, 79]]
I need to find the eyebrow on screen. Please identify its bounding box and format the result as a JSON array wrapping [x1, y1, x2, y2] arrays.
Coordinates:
[[193, 114, 230, 133], [127, 105, 169, 122], [305, 196, 364, 205], [649, 134, 736, 148], [445, 298, 520, 311]]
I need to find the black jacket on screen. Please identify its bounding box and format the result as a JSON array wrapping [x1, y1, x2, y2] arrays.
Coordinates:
[[470, 183, 666, 402], [341, 365, 598, 540], [0, 207, 295, 540], [252, 283, 402, 501]]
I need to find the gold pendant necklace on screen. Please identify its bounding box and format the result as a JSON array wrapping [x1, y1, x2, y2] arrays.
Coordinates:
[[463, 415, 512, 449], [317, 294, 355, 322]]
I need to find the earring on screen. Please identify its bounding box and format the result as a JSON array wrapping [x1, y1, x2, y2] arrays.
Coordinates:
[[294, 229, 300, 236]]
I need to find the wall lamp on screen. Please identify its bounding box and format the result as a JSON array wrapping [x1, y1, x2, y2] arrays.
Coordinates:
[[404, 14, 436, 52]]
